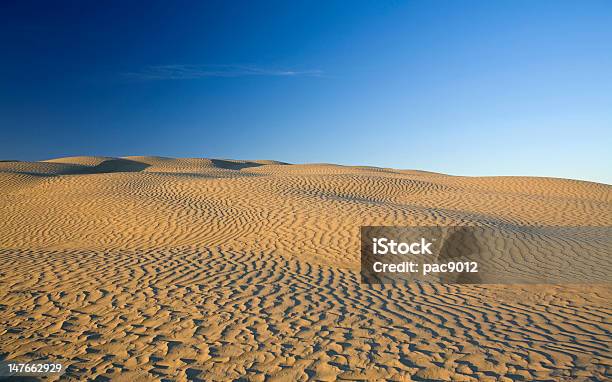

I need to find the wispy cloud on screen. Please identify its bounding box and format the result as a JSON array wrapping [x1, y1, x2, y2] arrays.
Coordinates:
[[124, 64, 324, 80]]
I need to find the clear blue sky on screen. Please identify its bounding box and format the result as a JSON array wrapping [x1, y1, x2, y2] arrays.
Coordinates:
[[1, 1, 610, 183]]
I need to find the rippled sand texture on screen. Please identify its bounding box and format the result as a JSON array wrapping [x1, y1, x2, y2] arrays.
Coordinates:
[[1, 156, 610, 381]]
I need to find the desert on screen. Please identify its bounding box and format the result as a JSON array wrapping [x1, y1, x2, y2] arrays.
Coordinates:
[[0, 156, 610, 381]]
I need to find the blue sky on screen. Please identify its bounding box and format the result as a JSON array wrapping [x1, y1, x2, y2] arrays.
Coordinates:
[[1, 0, 611, 183]]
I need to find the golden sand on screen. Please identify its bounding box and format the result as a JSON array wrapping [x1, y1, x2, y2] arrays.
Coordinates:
[[1, 156, 610, 381]]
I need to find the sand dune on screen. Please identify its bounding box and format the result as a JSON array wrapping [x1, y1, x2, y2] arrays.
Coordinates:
[[0, 156, 610, 381]]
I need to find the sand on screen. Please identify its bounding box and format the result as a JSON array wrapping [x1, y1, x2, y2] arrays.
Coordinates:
[[0, 156, 610, 381]]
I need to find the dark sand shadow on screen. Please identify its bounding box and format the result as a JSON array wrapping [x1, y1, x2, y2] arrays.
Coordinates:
[[210, 159, 265, 170], [79, 158, 150, 174]]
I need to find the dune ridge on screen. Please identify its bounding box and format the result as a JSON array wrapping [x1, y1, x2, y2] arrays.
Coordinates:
[[0, 156, 610, 381]]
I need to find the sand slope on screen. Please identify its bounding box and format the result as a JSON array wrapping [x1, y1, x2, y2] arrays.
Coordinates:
[[0, 156, 610, 381]]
